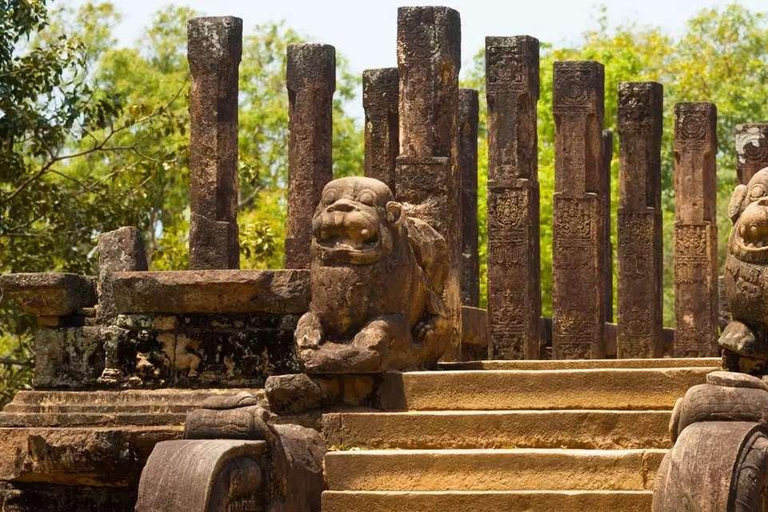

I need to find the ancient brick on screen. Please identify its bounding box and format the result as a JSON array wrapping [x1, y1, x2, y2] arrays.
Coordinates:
[[485, 36, 541, 359], [285, 44, 335, 269], [735, 123, 768, 185], [0, 273, 96, 318], [552, 60, 606, 359], [395, 6, 462, 359], [459, 88, 479, 308], [617, 82, 664, 358], [673, 102, 718, 357], [363, 68, 399, 190], [187, 17, 242, 270]]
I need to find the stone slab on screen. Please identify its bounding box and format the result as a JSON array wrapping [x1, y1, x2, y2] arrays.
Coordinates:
[[323, 409, 671, 450], [111, 269, 309, 314], [322, 490, 653, 512], [378, 367, 712, 411], [324, 448, 666, 491], [0, 426, 182, 487], [0, 273, 96, 317], [438, 357, 720, 371]]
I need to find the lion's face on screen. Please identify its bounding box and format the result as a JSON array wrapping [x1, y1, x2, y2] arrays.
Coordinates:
[[312, 177, 403, 265], [730, 168, 768, 264]]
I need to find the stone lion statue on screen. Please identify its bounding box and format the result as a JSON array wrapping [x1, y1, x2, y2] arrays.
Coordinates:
[[294, 176, 449, 373], [721, 167, 768, 373]]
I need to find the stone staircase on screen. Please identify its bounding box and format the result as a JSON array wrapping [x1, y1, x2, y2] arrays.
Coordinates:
[[321, 358, 719, 512]]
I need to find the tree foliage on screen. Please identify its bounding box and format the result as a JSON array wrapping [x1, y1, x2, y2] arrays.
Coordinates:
[[463, 4, 768, 325]]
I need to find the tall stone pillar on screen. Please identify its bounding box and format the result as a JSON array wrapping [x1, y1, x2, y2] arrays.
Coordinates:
[[617, 82, 664, 358], [485, 36, 541, 359], [187, 17, 242, 270], [459, 88, 479, 307], [363, 68, 399, 190], [735, 123, 768, 185], [673, 102, 718, 357], [395, 6, 462, 359], [552, 61, 606, 359], [602, 130, 614, 323], [285, 44, 335, 269]]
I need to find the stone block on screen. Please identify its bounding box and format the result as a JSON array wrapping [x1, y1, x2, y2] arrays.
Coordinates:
[[0, 273, 96, 317]]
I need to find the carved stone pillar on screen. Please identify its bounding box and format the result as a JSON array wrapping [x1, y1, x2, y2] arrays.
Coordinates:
[[363, 68, 399, 190], [285, 44, 335, 269], [552, 61, 606, 359], [187, 17, 242, 270], [485, 36, 541, 359], [459, 88, 479, 308], [617, 82, 664, 358], [673, 102, 718, 357], [735, 123, 768, 185], [395, 6, 462, 359]]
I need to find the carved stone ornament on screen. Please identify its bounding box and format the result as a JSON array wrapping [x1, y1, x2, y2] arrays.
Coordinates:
[[294, 176, 450, 373], [653, 371, 768, 512], [721, 168, 768, 373]]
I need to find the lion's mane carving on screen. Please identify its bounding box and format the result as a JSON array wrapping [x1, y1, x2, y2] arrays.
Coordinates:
[[294, 176, 449, 373]]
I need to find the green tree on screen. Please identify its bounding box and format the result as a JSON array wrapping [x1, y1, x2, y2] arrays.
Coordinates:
[[0, 1, 363, 405], [464, 4, 768, 327]]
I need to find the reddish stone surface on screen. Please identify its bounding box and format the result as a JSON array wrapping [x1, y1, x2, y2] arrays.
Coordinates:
[[395, 6, 463, 360], [363, 68, 399, 191], [673, 102, 718, 357], [552, 61, 607, 359], [735, 123, 768, 185], [187, 17, 242, 270], [459, 88, 479, 308], [617, 82, 664, 358], [485, 36, 541, 359], [285, 44, 335, 269]]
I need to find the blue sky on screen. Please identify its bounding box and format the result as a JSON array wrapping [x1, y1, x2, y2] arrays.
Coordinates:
[[68, 0, 767, 117]]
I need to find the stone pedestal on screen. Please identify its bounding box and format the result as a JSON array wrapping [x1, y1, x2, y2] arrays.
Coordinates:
[[459, 88, 479, 308], [395, 6, 462, 359], [285, 44, 335, 269], [735, 123, 768, 185], [617, 82, 664, 358], [485, 36, 541, 359], [363, 68, 399, 190], [552, 61, 607, 359], [673, 102, 718, 357], [187, 17, 242, 270]]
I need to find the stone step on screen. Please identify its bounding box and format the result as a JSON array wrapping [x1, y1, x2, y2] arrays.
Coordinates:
[[323, 409, 672, 450], [0, 388, 265, 428], [5, 388, 264, 406], [322, 490, 653, 512], [0, 411, 189, 428], [324, 448, 665, 491], [378, 367, 711, 410], [440, 357, 720, 371]]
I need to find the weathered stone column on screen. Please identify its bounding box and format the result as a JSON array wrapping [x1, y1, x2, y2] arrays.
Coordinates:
[[602, 130, 614, 323], [285, 44, 335, 269], [735, 123, 768, 185], [552, 61, 606, 359], [187, 17, 242, 270], [363, 68, 399, 190], [673, 102, 718, 357], [485, 36, 541, 359], [617, 82, 664, 358], [459, 88, 479, 307], [396, 6, 462, 359]]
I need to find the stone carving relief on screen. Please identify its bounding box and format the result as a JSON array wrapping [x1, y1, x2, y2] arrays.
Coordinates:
[[721, 168, 768, 373], [294, 176, 449, 373]]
